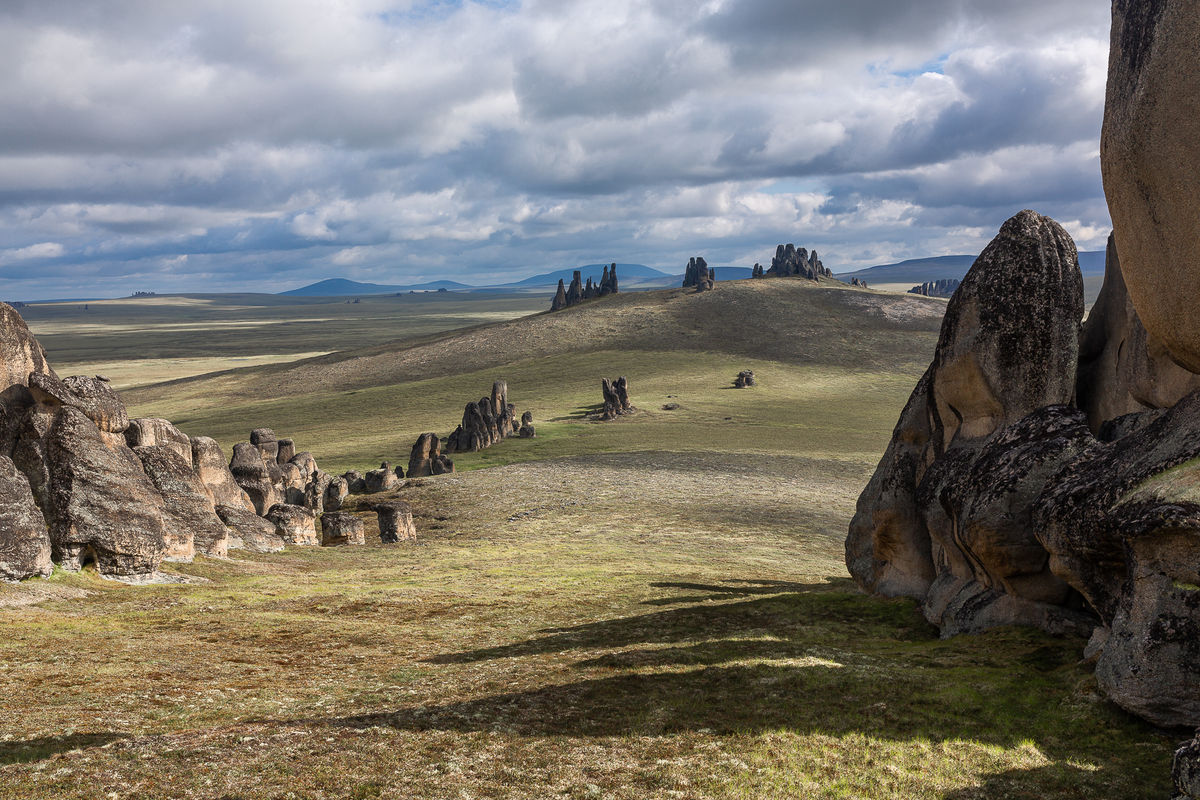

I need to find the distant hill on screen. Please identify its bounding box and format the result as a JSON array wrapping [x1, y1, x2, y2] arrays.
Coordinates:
[[836, 251, 1106, 284], [280, 278, 474, 297], [501, 264, 669, 288]]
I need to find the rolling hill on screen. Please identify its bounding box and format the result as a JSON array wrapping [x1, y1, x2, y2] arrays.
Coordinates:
[[837, 250, 1106, 285], [280, 278, 474, 296]]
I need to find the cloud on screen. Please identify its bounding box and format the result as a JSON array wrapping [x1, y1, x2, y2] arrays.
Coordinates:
[[0, 0, 1114, 299]]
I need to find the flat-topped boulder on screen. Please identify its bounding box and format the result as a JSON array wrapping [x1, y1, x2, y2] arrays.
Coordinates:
[[215, 504, 284, 553], [266, 504, 318, 547], [371, 500, 417, 543], [320, 512, 365, 547]]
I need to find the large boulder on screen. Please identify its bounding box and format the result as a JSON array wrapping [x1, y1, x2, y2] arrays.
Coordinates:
[[1076, 233, 1200, 432], [27, 373, 129, 437], [229, 442, 279, 515], [190, 436, 256, 513], [266, 504, 318, 547], [600, 376, 633, 421], [323, 476, 349, 512], [365, 464, 400, 493], [408, 432, 453, 477], [134, 445, 231, 560], [1102, 0, 1200, 373], [320, 512, 365, 547], [847, 211, 1085, 611], [23, 406, 166, 578], [214, 504, 285, 553], [276, 438, 296, 464], [0, 455, 52, 581], [126, 418, 192, 466], [372, 500, 416, 544], [250, 427, 279, 463]]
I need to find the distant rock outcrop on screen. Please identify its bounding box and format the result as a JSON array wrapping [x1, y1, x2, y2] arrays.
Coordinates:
[[600, 377, 633, 421], [550, 265, 619, 311], [850, 278, 868, 288], [734, 370, 756, 388], [765, 244, 830, 279], [908, 279, 960, 298], [752, 263, 764, 278], [682, 257, 714, 291]]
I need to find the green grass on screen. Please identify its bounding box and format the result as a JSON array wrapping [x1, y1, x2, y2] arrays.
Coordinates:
[[0, 282, 1176, 798]]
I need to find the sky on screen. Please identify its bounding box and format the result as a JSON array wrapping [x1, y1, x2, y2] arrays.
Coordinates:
[[0, 0, 1113, 299]]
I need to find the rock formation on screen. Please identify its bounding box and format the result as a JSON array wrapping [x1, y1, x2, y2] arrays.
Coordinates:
[[751, 263, 764, 278], [566, 271, 584, 306], [600, 377, 633, 421], [765, 244, 830, 279], [850, 278, 868, 288], [215, 504, 284, 553], [372, 500, 416, 543], [682, 257, 714, 291], [734, 370, 756, 388], [0, 455, 52, 581], [320, 512, 365, 547], [126, 417, 192, 464], [191, 436, 256, 513], [851, 163, 1200, 733], [365, 462, 401, 493], [266, 503, 318, 547], [445, 381, 520, 453], [1177, 734, 1200, 800], [518, 411, 535, 438], [407, 432, 454, 477], [323, 476, 349, 511], [134, 444, 229, 560], [229, 442, 280, 515], [908, 279, 960, 298], [550, 265, 620, 311], [1101, 0, 1200, 374], [551, 279, 568, 311]]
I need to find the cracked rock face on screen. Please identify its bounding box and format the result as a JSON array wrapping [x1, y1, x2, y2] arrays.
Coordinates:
[[0, 454, 52, 581]]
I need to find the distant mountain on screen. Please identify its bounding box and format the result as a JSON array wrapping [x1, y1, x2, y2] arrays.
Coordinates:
[[501, 263, 669, 288], [638, 266, 754, 288], [280, 278, 474, 297], [836, 251, 1106, 284]]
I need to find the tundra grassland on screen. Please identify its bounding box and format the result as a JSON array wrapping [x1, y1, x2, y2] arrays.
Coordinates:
[[0, 282, 1177, 799]]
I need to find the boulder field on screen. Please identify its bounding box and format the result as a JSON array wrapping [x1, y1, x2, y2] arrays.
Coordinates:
[[848, 1, 1200, 756]]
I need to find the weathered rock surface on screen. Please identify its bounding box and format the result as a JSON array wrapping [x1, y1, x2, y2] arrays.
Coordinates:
[[407, 432, 454, 477], [566, 271, 583, 306], [1102, 0, 1200, 373], [751, 263, 764, 278], [28, 373, 129, 435], [734, 370, 755, 388], [31, 406, 166, 576], [445, 382, 518, 454], [323, 476, 349, 511], [266, 503, 318, 546], [0, 303, 56, 451], [1176, 733, 1200, 800], [250, 427, 278, 463], [343, 470, 367, 494], [126, 418, 192, 466], [191, 436, 256, 513], [276, 438, 296, 464], [765, 244, 830, 279], [848, 211, 1085, 607], [320, 512, 365, 547], [600, 376, 633, 421], [372, 500, 416, 543], [682, 257, 714, 291], [134, 444, 230, 560], [0, 455, 52, 581], [365, 464, 400, 493], [229, 442, 279, 515], [215, 504, 284, 553], [1076, 233, 1200, 433]]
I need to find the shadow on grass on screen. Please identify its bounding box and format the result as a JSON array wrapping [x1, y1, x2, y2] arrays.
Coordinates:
[[298, 580, 1173, 797], [548, 402, 605, 422], [0, 733, 129, 765]]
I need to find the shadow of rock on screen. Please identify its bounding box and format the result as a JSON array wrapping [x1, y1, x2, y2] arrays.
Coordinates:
[[0, 732, 129, 765]]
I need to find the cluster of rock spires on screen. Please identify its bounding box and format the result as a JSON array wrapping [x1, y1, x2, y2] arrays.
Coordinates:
[[908, 279, 960, 298], [550, 264, 619, 311], [849, 278, 868, 288], [849, 9, 1200, 785], [599, 377, 633, 421], [682, 257, 716, 291], [445, 380, 524, 453], [764, 244, 831, 279]]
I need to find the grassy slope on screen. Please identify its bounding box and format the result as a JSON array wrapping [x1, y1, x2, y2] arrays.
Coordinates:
[[0, 279, 1176, 799]]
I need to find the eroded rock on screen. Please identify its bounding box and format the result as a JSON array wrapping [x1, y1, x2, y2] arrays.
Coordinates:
[[320, 512, 365, 547], [0, 455, 52, 581], [372, 500, 416, 544], [266, 503, 318, 547]]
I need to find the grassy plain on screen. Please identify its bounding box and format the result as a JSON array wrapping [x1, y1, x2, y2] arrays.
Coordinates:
[[0, 281, 1177, 798]]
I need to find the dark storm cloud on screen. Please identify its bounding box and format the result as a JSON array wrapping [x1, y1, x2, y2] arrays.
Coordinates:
[[0, 0, 1114, 299]]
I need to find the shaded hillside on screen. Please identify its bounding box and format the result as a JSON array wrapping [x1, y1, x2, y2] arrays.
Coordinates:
[[128, 278, 945, 412]]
